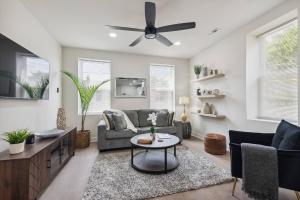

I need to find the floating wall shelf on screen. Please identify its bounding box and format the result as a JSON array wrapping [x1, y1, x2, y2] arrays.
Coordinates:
[[193, 94, 225, 99], [191, 112, 226, 119], [191, 73, 225, 82]]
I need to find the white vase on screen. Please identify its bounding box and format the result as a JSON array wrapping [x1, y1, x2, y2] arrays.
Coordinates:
[[9, 141, 25, 154]]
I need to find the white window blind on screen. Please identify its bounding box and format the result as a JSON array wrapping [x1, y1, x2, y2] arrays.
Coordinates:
[[150, 64, 175, 111], [78, 58, 111, 115], [258, 19, 298, 122]]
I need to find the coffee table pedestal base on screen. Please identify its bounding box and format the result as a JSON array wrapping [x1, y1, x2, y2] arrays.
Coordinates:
[[132, 150, 179, 174]]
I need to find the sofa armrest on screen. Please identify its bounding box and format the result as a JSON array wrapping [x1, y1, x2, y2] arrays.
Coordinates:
[[229, 130, 274, 146], [97, 120, 107, 150], [173, 120, 183, 141]]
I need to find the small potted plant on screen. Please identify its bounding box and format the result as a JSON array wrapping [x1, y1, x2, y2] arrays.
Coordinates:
[[147, 113, 157, 140], [3, 129, 30, 154], [194, 65, 202, 79]]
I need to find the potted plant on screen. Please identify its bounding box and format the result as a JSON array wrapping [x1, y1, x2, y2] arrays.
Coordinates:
[[194, 65, 202, 79], [62, 71, 110, 148], [3, 129, 29, 154], [147, 113, 157, 140]]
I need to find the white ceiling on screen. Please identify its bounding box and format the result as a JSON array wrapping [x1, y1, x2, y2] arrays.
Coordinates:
[[21, 0, 285, 58]]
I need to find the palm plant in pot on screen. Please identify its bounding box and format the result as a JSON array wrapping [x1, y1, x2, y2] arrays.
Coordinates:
[[194, 65, 202, 79], [62, 71, 110, 148], [2, 129, 30, 154]]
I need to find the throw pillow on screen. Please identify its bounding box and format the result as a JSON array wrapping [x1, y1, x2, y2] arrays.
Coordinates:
[[156, 111, 169, 127], [272, 119, 300, 150], [168, 112, 174, 126], [106, 113, 115, 130], [138, 110, 154, 127], [272, 120, 293, 148], [112, 113, 127, 130]]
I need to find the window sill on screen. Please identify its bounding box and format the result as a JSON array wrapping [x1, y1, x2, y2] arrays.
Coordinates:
[[247, 118, 280, 124], [78, 112, 102, 116]]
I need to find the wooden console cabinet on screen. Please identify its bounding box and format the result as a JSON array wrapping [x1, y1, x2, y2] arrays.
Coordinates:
[[0, 127, 76, 200]]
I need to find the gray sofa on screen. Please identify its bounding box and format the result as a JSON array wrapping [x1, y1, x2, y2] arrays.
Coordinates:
[[98, 109, 183, 151]]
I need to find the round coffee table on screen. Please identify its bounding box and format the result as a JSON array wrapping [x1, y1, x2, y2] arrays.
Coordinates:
[[130, 133, 180, 174]]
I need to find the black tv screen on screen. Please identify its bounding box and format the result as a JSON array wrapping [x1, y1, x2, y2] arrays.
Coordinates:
[[0, 33, 50, 100]]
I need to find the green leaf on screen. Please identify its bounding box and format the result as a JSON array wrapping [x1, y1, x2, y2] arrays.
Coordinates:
[[62, 70, 110, 131]]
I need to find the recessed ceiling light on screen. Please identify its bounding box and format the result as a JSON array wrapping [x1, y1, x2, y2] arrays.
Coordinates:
[[174, 41, 181, 46], [109, 32, 117, 38]]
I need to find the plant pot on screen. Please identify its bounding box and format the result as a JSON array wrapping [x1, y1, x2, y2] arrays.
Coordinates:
[[196, 74, 200, 79], [75, 130, 90, 149], [9, 141, 25, 154]]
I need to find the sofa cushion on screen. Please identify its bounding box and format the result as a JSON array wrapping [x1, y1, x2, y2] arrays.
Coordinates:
[[156, 111, 169, 127], [272, 120, 300, 150], [168, 112, 174, 126], [137, 109, 155, 127], [106, 129, 134, 139], [136, 126, 176, 135], [112, 113, 127, 130], [123, 110, 139, 127]]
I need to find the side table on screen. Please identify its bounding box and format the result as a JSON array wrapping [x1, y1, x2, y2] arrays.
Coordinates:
[[181, 121, 192, 139]]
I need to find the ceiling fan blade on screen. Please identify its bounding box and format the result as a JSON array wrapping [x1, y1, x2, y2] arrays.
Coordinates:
[[156, 34, 173, 46], [106, 25, 144, 32], [145, 2, 156, 27], [157, 22, 196, 33], [129, 35, 144, 47]]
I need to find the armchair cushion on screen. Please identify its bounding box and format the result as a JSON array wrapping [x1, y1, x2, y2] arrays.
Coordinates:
[[272, 120, 300, 150]]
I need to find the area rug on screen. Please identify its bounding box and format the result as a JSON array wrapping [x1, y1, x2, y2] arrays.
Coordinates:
[[82, 147, 232, 200]]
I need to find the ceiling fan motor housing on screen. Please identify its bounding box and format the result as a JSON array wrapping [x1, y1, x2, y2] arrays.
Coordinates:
[[145, 26, 156, 39]]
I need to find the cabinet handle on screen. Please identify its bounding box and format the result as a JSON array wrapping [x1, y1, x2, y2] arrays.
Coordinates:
[[47, 160, 51, 168]]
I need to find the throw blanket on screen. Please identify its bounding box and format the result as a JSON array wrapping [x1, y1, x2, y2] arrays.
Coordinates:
[[109, 109, 137, 133], [241, 143, 278, 200]]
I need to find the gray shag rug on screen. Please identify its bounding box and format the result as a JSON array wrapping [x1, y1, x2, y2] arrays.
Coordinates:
[[82, 147, 232, 200]]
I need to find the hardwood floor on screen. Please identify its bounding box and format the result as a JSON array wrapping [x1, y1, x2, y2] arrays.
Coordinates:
[[40, 137, 296, 200]]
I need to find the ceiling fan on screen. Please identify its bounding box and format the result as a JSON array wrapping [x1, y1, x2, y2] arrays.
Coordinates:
[[106, 2, 196, 47]]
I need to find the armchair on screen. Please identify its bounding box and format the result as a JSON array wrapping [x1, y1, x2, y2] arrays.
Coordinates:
[[229, 130, 300, 199]]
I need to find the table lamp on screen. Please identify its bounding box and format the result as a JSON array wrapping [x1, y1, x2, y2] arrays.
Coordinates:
[[179, 96, 189, 122]]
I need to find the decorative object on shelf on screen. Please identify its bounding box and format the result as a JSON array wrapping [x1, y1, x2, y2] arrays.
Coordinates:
[[203, 66, 208, 77], [194, 65, 202, 79], [26, 134, 35, 144], [212, 89, 220, 95], [2, 129, 30, 154], [210, 104, 218, 115], [179, 96, 190, 122], [56, 107, 66, 130], [204, 133, 226, 155], [197, 88, 201, 95], [202, 102, 211, 114], [209, 69, 214, 75], [62, 71, 110, 148], [147, 112, 157, 140], [214, 69, 219, 75]]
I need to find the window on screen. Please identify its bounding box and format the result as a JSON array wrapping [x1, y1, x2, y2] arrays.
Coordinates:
[[258, 19, 298, 122], [78, 58, 111, 115], [150, 64, 175, 111]]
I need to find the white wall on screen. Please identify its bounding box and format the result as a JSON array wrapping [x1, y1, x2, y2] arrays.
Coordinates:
[[0, 0, 62, 152], [189, 0, 300, 142], [62, 47, 189, 140]]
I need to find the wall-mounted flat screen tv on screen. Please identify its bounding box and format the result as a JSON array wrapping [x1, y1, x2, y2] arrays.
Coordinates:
[[0, 33, 50, 100]]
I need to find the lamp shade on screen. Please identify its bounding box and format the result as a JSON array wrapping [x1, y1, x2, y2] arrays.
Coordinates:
[[179, 96, 190, 105]]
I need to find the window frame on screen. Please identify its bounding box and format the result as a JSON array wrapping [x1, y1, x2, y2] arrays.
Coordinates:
[[256, 19, 298, 122], [149, 63, 176, 112], [77, 57, 111, 116]]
